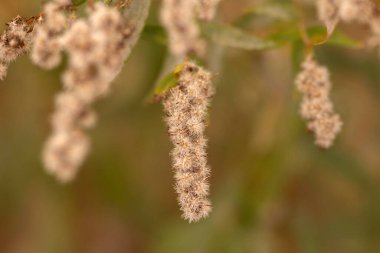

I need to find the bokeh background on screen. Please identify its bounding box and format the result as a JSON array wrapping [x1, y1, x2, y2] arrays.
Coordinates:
[[1, 0, 380, 252]]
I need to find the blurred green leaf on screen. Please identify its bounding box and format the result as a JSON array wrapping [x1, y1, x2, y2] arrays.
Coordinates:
[[142, 25, 167, 45], [203, 23, 279, 50], [235, 2, 295, 28], [202, 22, 360, 52], [307, 26, 363, 48], [72, 0, 86, 6]]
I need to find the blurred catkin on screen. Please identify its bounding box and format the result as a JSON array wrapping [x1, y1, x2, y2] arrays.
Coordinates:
[[42, 2, 143, 182], [163, 62, 214, 222], [160, 0, 205, 59], [295, 56, 343, 149]]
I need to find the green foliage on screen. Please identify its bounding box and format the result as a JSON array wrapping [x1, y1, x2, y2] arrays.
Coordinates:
[[145, 63, 185, 102], [202, 23, 279, 50], [72, 0, 86, 6]]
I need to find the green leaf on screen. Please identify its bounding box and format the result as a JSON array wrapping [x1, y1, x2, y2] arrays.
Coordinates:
[[203, 23, 279, 50], [72, 0, 86, 6], [307, 26, 363, 48], [327, 30, 364, 48], [235, 2, 295, 28], [142, 25, 167, 45], [267, 25, 362, 48], [145, 64, 185, 102]]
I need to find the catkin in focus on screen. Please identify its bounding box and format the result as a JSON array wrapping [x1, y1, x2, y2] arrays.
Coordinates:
[[163, 62, 214, 222]]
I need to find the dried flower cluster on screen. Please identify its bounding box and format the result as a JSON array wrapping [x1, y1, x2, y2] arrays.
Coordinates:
[[0, 16, 33, 80], [160, 0, 205, 59], [317, 0, 377, 24], [295, 56, 343, 149], [338, 0, 376, 23], [41, 2, 138, 182], [317, 0, 380, 51], [163, 61, 214, 222]]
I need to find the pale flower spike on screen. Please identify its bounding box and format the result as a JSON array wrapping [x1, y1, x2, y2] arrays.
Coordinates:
[[42, 2, 146, 183], [160, 0, 205, 59], [295, 56, 343, 149], [163, 61, 214, 222]]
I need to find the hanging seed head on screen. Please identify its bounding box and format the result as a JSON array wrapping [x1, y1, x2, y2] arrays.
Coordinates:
[[43, 2, 141, 182], [160, 0, 205, 59], [295, 56, 343, 149], [163, 62, 214, 222]]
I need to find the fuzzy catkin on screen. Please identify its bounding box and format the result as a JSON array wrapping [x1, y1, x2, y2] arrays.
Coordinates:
[[163, 62, 214, 222], [0, 16, 33, 80], [295, 57, 343, 149], [42, 2, 139, 182], [160, 0, 205, 59]]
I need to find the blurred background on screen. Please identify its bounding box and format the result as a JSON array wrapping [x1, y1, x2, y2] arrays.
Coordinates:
[[1, 0, 380, 252]]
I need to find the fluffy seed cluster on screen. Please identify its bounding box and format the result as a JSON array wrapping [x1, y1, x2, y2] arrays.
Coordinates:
[[338, 0, 376, 23], [295, 57, 343, 149], [0, 16, 33, 80], [163, 62, 214, 222], [160, 0, 205, 59], [317, 0, 377, 24], [31, 0, 71, 69], [43, 2, 136, 182], [317, 0, 380, 52]]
